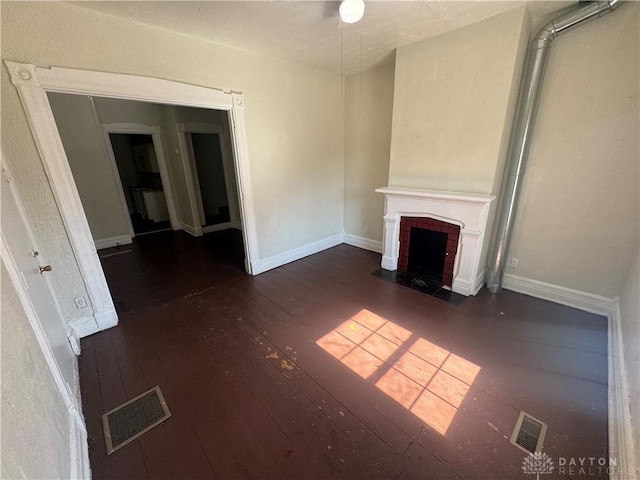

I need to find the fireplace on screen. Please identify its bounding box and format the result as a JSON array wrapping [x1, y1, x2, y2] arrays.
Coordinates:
[[376, 187, 496, 296], [398, 217, 461, 287]]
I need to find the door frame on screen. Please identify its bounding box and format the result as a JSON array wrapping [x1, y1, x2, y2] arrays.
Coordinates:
[[101, 123, 180, 235], [1, 154, 90, 478], [177, 122, 241, 236], [5, 61, 259, 337]]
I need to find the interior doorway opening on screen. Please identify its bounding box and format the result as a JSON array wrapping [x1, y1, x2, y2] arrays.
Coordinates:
[[108, 133, 171, 236], [7, 61, 258, 337], [190, 132, 231, 228]]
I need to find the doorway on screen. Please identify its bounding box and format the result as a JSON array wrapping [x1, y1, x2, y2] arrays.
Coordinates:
[[6, 61, 259, 337], [190, 133, 230, 228], [108, 133, 171, 235]]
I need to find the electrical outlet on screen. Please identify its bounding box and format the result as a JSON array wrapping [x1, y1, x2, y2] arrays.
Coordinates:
[[73, 296, 87, 309], [510, 258, 519, 268]]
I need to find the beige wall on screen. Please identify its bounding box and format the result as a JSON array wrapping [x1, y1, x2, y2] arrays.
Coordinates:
[[344, 61, 395, 242], [388, 7, 529, 195], [506, 2, 639, 297], [1, 1, 343, 323], [94, 96, 164, 126], [619, 251, 640, 474], [0, 263, 72, 479], [48, 93, 132, 243]]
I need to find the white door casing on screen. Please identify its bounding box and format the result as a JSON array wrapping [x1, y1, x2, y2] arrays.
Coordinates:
[[101, 122, 180, 233], [5, 61, 259, 337], [1, 160, 79, 391], [1, 156, 90, 478], [177, 121, 241, 235]]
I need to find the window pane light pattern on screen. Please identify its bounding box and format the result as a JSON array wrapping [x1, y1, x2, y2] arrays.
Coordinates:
[[316, 309, 481, 435]]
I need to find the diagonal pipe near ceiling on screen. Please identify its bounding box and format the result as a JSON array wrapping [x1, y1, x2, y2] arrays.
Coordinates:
[[486, 0, 625, 293]]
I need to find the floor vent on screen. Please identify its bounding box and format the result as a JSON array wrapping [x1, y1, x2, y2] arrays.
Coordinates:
[[102, 386, 171, 455], [510, 411, 547, 454]]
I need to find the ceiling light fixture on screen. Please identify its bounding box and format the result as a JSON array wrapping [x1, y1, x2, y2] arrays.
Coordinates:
[[339, 0, 365, 24]]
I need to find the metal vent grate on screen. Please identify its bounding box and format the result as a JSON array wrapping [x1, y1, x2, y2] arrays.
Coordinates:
[[510, 411, 547, 454], [102, 386, 171, 455]]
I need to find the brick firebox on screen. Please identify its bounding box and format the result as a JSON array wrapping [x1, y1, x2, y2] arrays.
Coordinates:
[[397, 217, 461, 287]]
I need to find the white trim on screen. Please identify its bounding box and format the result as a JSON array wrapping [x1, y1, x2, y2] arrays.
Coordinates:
[[229, 93, 259, 274], [175, 123, 203, 236], [0, 235, 90, 480], [608, 300, 637, 480], [180, 222, 199, 237], [184, 131, 207, 227], [177, 121, 241, 235], [502, 273, 616, 316], [5, 61, 258, 336], [94, 235, 133, 251], [101, 123, 179, 231], [343, 233, 383, 253], [202, 222, 235, 234], [5, 61, 119, 333], [72, 315, 100, 338], [500, 273, 635, 479], [252, 233, 344, 275], [376, 187, 496, 297]]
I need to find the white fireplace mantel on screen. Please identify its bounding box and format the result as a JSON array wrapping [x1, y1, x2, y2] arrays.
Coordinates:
[[375, 187, 496, 296]]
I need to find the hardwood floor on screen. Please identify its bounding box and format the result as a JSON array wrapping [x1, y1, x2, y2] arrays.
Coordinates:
[[81, 230, 609, 479]]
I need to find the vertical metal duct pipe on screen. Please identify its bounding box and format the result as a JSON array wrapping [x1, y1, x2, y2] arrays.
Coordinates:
[[486, 0, 624, 293]]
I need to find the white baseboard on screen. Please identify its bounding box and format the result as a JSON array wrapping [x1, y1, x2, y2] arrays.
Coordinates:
[[502, 274, 635, 478], [472, 271, 485, 296], [502, 273, 616, 317], [180, 222, 199, 237], [202, 221, 234, 234], [251, 233, 344, 275], [71, 316, 99, 338], [94, 234, 132, 250], [608, 300, 637, 480], [343, 233, 383, 253]]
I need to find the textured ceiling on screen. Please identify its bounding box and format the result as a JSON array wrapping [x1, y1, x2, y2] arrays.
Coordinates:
[[69, 1, 574, 75]]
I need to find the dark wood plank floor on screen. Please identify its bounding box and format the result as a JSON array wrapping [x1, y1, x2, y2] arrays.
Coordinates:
[[81, 230, 609, 479]]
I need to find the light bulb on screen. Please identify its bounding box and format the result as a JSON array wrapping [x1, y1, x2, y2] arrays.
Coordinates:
[[339, 0, 365, 24]]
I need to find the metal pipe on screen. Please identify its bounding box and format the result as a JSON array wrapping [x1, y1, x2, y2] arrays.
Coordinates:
[[486, 0, 623, 293]]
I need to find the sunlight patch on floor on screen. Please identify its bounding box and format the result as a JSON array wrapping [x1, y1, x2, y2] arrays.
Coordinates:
[[316, 309, 481, 435]]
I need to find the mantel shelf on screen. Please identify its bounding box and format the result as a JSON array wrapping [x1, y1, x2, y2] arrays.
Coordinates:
[[375, 187, 495, 205]]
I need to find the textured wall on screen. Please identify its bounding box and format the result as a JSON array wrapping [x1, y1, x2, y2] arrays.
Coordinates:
[[0, 263, 73, 479], [344, 62, 395, 243], [389, 7, 529, 195], [505, 2, 639, 297]]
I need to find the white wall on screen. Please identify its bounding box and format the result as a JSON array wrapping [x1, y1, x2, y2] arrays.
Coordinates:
[[389, 7, 530, 195], [48, 93, 132, 243], [0, 263, 73, 479], [1, 1, 343, 323], [505, 2, 639, 298], [344, 61, 395, 244], [619, 251, 639, 474]]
